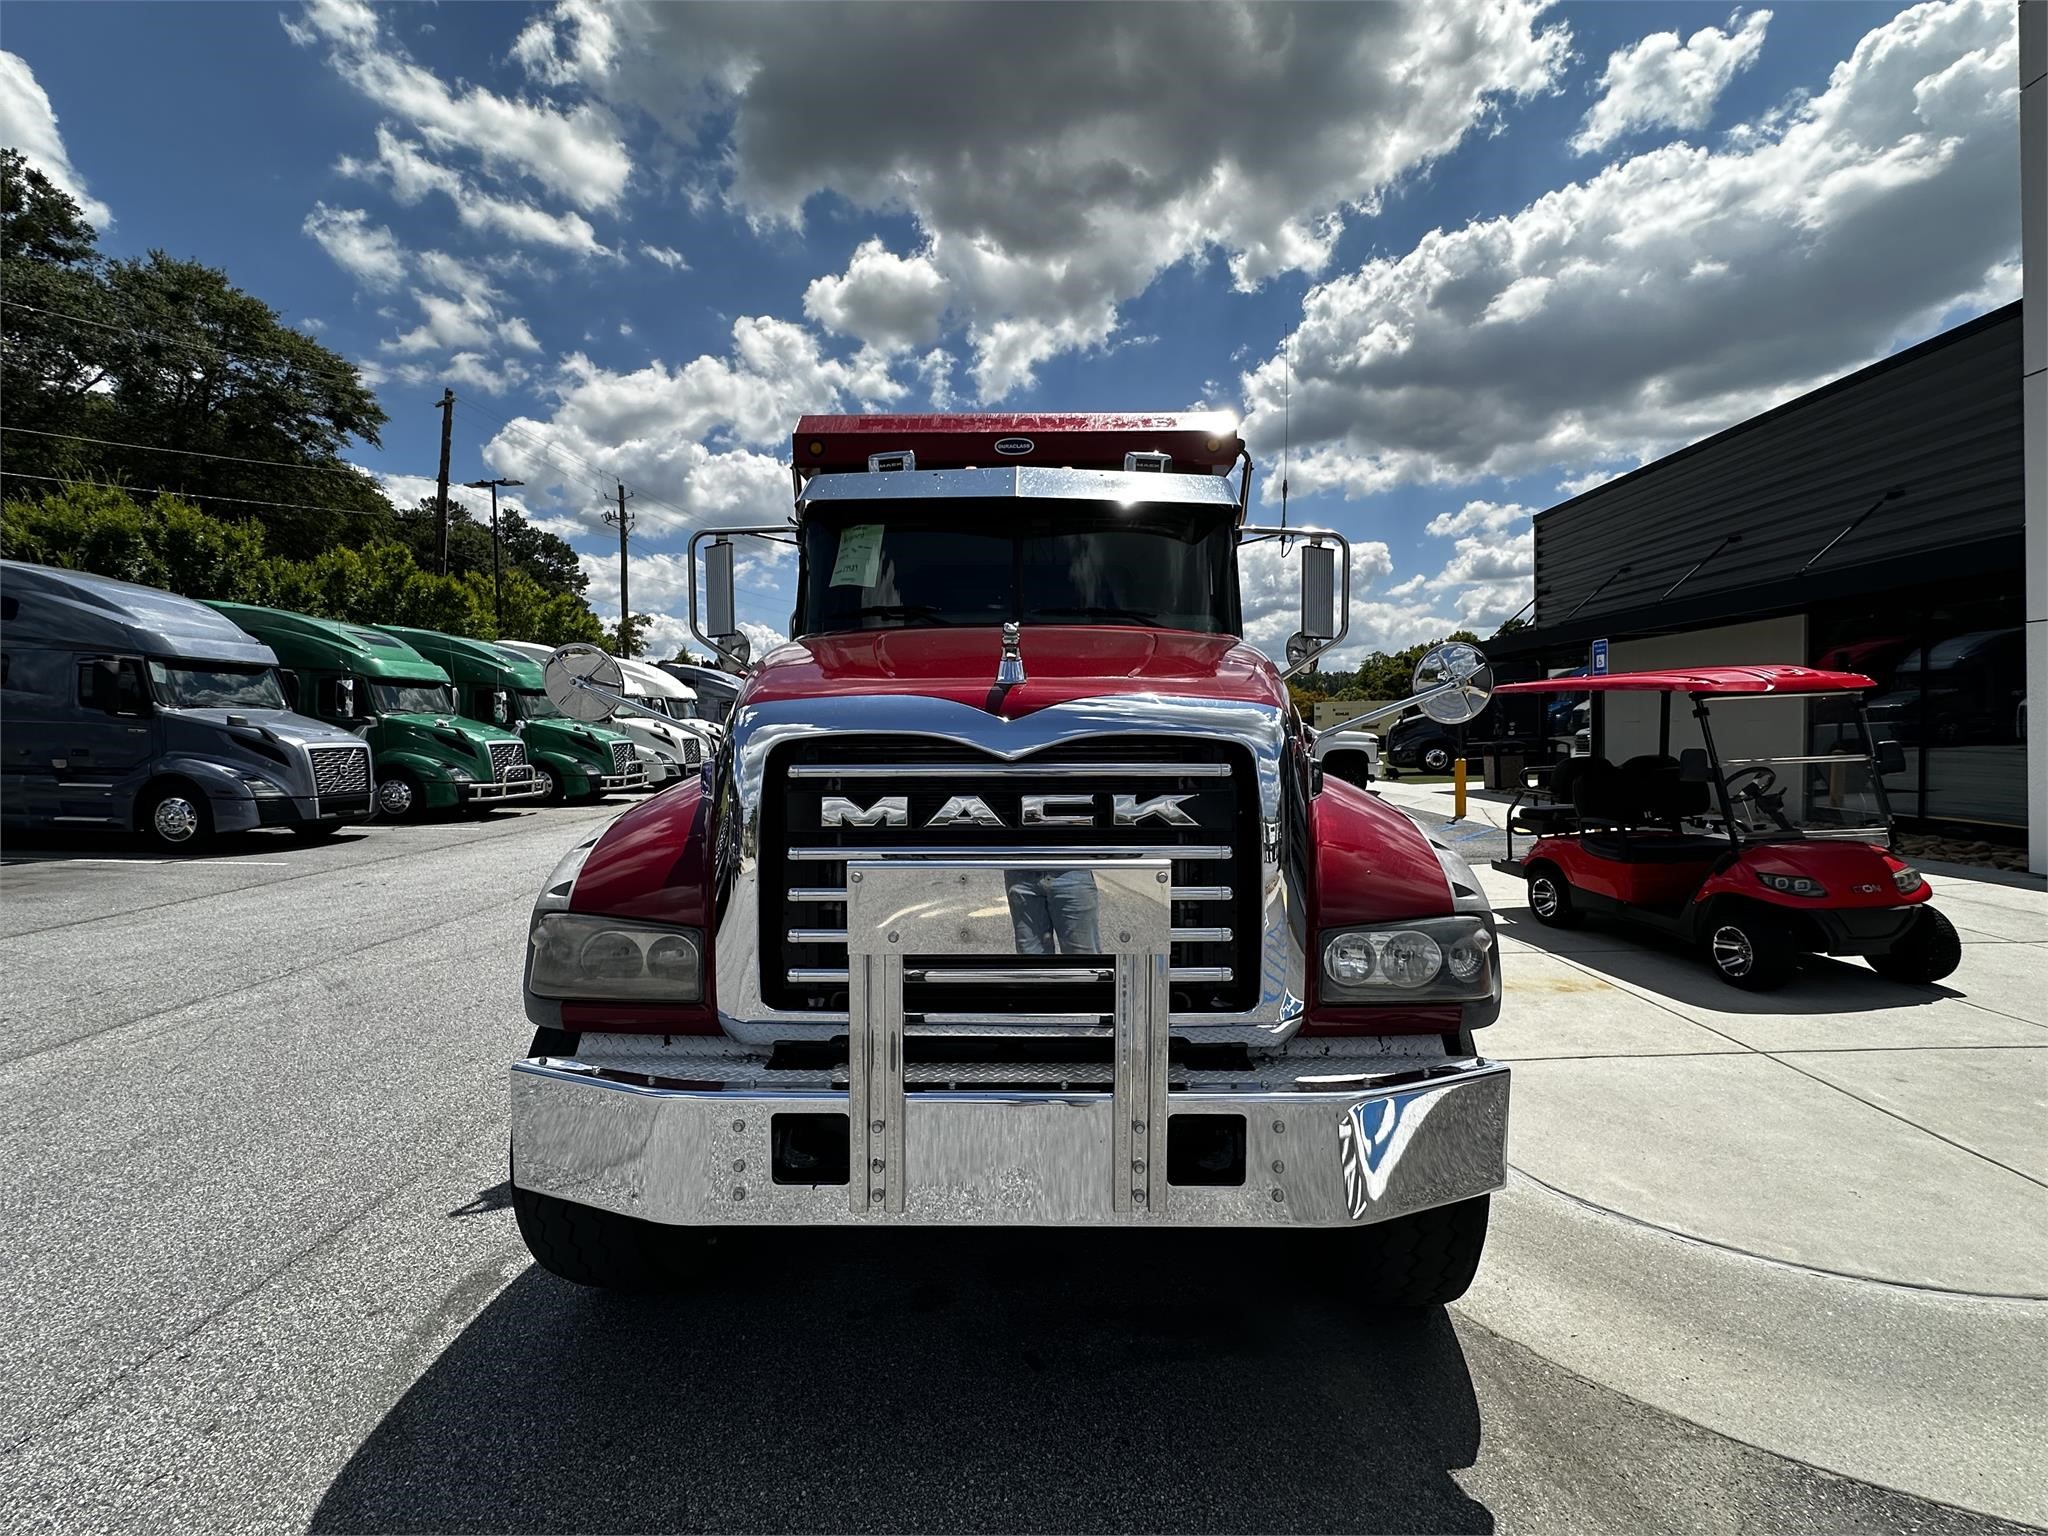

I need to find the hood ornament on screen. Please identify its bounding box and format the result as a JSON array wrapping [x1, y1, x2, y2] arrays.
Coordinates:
[[997, 621, 1026, 686]]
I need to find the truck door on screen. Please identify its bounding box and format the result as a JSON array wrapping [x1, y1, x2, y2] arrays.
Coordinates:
[[62, 655, 157, 822]]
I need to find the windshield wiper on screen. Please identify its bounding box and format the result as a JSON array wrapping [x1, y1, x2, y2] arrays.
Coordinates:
[[1026, 605, 1162, 625], [830, 604, 958, 626]]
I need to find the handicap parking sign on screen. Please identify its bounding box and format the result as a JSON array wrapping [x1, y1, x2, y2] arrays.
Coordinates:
[[1590, 638, 1609, 674]]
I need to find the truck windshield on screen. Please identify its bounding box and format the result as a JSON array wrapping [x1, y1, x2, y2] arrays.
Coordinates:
[[796, 501, 1240, 635], [146, 661, 287, 710], [517, 688, 563, 720], [369, 681, 458, 715]]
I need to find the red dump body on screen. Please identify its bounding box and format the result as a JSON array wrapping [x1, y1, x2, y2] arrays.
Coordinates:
[[792, 412, 1244, 478]]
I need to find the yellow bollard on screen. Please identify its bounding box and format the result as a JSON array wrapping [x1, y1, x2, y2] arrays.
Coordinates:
[[1454, 756, 1468, 820]]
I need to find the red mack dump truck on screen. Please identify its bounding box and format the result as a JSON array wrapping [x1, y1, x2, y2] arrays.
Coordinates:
[[509, 413, 1509, 1306]]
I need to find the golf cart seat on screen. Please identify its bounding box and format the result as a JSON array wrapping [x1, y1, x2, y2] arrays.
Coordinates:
[[1511, 757, 1586, 835], [1618, 754, 1712, 823]]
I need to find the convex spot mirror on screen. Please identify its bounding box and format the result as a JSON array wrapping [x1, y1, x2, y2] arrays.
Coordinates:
[[543, 644, 629, 724], [1412, 642, 1493, 725]]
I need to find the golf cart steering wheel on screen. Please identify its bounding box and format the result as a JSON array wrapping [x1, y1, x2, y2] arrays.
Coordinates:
[[1724, 765, 1778, 803]]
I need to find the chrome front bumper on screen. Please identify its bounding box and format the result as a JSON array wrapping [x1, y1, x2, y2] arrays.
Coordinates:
[[510, 1054, 1507, 1229], [465, 776, 548, 803], [510, 856, 1507, 1229]]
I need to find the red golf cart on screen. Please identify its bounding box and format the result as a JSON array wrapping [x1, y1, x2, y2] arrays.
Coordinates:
[[1493, 666, 1959, 990]]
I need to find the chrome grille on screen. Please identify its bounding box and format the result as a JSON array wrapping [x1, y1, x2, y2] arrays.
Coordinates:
[[767, 737, 1252, 1017], [611, 740, 633, 775], [309, 745, 370, 797], [488, 740, 528, 780]]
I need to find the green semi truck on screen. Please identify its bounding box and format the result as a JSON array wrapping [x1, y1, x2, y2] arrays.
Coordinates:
[[375, 625, 645, 803], [205, 604, 546, 818]]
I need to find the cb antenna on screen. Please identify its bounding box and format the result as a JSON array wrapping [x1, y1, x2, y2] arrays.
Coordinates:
[[1280, 338, 1291, 534]]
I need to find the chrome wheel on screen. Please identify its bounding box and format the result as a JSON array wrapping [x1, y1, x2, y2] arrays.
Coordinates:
[[376, 777, 415, 817], [532, 766, 559, 802], [1710, 925, 1754, 978], [152, 796, 199, 844], [1423, 746, 1453, 773], [1530, 876, 1560, 918]]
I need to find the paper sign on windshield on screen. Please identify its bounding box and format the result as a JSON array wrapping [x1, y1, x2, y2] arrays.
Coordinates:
[[830, 524, 884, 587]]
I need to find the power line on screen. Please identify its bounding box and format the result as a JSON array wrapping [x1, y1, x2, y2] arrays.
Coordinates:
[[0, 470, 392, 517], [0, 425, 383, 480]]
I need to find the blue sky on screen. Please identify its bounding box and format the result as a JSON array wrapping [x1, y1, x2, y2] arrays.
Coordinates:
[[0, 0, 2021, 661]]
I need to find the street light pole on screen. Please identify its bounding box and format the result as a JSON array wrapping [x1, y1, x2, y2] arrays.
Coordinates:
[[464, 477, 524, 636]]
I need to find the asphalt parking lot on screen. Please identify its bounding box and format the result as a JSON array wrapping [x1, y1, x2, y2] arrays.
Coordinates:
[[1, 802, 2041, 1534]]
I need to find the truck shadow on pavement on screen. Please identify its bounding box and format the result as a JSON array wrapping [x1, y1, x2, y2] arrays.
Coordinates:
[[311, 1226, 1494, 1534], [1493, 906, 1958, 1015]]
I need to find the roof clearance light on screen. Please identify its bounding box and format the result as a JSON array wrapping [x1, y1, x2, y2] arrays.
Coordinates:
[[868, 450, 915, 473], [1125, 451, 1171, 473], [808, 440, 825, 457]]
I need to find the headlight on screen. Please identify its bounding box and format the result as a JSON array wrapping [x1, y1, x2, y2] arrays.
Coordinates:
[[1758, 872, 1827, 898], [235, 771, 287, 798], [445, 764, 475, 783], [527, 913, 703, 1002], [1320, 916, 1494, 1001], [1892, 866, 1924, 895]]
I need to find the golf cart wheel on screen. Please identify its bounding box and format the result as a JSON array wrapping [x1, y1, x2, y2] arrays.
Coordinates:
[[1869, 907, 1962, 985], [139, 783, 211, 853], [1704, 909, 1793, 991], [1422, 745, 1454, 774], [375, 771, 425, 820], [1526, 864, 1583, 929]]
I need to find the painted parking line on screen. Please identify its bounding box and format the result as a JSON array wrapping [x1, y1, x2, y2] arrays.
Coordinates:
[[2, 856, 295, 867]]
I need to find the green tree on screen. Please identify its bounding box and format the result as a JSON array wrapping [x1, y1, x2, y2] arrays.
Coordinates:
[[1, 151, 392, 557], [390, 497, 588, 596]]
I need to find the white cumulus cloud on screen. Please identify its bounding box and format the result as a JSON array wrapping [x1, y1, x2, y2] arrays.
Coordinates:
[[1241, 0, 2019, 504], [1572, 9, 1773, 155], [303, 203, 407, 289], [0, 49, 111, 226]]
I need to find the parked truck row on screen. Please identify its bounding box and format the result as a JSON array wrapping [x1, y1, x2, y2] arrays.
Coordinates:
[[0, 560, 723, 851]]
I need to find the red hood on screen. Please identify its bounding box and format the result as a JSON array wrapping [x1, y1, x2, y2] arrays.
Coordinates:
[[741, 627, 1287, 717]]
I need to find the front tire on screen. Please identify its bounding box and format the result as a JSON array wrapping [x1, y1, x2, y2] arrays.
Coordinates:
[[1705, 909, 1794, 990], [1869, 907, 1962, 985], [1328, 1195, 1490, 1309], [531, 764, 564, 805], [1421, 744, 1454, 775], [512, 1183, 707, 1291], [139, 784, 210, 853], [1526, 864, 1583, 929], [375, 771, 425, 821]]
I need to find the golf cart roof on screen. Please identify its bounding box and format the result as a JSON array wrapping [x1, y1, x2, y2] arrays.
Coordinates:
[[1494, 665, 1875, 697]]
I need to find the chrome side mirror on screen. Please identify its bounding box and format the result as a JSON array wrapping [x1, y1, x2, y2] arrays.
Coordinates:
[[1411, 641, 1493, 724], [540, 644, 689, 728], [1239, 525, 1350, 678]]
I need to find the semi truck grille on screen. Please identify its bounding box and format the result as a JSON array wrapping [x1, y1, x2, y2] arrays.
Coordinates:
[[610, 740, 634, 775], [488, 741, 529, 780], [764, 736, 1256, 1019], [309, 745, 371, 797]]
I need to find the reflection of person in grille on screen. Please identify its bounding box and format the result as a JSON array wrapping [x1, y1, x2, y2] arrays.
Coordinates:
[[1005, 869, 1101, 954]]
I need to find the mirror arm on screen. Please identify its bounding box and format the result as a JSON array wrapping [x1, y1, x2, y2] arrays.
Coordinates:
[[687, 524, 790, 673], [563, 677, 689, 728], [1240, 523, 1349, 679], [1318, 677, 1475, 737]]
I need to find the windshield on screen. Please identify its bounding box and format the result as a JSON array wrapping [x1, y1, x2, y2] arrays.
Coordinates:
[[147, 660, 286, 711], [1717, 709, 1891, 840], [516, 688, 563, 721], [369, 680, 458, 716], [797, 500, 1240, 635]]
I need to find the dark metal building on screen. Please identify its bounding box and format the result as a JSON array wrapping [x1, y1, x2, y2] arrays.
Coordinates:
[[1493, 302, 2029, 848]]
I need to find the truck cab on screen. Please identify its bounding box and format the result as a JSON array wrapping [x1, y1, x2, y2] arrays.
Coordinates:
[[655, 659, 741, 729], [376, 626, 644, 804], [1, 561, 376, 850], [508, 414, 1508, 1307], [496, 640, 702, 789], [204, 604, 544, 819]]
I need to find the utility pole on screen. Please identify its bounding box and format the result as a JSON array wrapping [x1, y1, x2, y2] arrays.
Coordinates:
[[464, 477, 524, 635], [603, 481, 635, 656], [432, 388, 455, 576]]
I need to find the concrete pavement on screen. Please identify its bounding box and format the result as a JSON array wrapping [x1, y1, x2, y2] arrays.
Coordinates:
[[1375, 775, 2048, 1520]]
